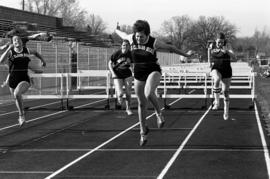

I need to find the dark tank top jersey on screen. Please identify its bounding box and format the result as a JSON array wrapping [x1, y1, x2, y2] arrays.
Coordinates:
[[8, 47, 31, 88], [211, 49, 232, 78], [130, 35, 161, 81], [110, 49, 132, 79], [211, 49, 231, 67], [130, 35, 158, 64]]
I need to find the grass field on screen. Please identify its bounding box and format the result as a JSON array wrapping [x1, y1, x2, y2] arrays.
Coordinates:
[[255, 75, 270, 135]]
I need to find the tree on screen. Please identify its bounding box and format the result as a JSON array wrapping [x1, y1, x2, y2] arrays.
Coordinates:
[[85, 14, 107, 35], [160, 15, 192, 49], [252, 28, 270, 56], [187, 16, 237, 61], [158, 15, 237, 61], [234, 37, 255, 59], [24, 0, 86, 30], [235, 28, 270, 60]]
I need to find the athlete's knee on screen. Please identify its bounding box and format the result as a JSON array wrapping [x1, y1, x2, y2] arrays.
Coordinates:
[[144, 92, 151, 100], [115, 87, 124, 97], [213, 79, 221, 87], [13, 92, 22, 100], [144, 91, 155, 100]]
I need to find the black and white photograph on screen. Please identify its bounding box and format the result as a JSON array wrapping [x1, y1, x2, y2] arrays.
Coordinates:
[[0, 0, 270, 178]]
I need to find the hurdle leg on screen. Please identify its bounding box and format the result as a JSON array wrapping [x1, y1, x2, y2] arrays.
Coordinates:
[[105, 83, 113, 110], [104, 88, 111, 110], [201, 97, 207, 109], [66, 99, 74, 110], [249, 97, 255, 109], [60, 99, 64, 110], [104, 98, 110, 110], [249, 74, 255, 109], [164, 98, 170, 109], [105, 85, 111, 110]]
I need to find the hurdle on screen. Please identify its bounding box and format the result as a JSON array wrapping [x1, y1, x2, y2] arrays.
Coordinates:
[[160, 70, 211, 109], [23, 70, 114, 110], [66, 70, 112, 109], [22, 73, 68, 109], [159, 62, 256, 109], [22, 62, 256, 111]]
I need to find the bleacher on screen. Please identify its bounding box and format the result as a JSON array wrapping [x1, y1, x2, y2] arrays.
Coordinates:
[[0, 6, 113, 47], [0, 19, 14, 37]]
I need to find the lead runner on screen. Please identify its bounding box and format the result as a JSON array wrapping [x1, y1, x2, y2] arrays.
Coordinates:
[[115, 20, 194, 146]]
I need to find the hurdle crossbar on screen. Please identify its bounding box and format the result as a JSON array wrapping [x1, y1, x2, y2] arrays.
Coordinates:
[[22, 62, 256, 110]]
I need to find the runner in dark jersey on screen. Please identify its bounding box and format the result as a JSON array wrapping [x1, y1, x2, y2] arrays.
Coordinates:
[[0, 35, 44, 127], [115, 20, 194, 146], [1, 27, 47, 88], [208, 32, 236, 120], [108, 40, 133, 115]]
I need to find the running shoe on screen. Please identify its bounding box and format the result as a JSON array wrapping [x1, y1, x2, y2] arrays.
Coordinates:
[[18, 115, 25, 127], [212, 101, 220, 110], [223, 101, 229, 120], [156, 113, 165, 128], [126, 109, 133, 115], [139, 126, 149, 146], [223, 112, 229, 120]]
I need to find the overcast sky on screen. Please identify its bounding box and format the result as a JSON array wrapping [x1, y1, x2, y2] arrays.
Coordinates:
[[0, 0, 269, 37]]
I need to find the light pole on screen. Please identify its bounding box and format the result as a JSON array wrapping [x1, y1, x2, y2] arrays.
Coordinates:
[[22, 0, 25, 10]]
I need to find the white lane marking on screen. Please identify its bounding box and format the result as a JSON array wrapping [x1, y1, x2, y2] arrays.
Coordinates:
[[0, 171, 52, 174], [44, 97, 183, 179], [254, 102, 270, 179], [44, 89, 197, 178], [0, 99, 106, 131], [0, 91, 105, 116], [5, 148, 267, 152], [0, 100, 63, 117], [157, 105, 212, 179], [44, 123, 140, 179]]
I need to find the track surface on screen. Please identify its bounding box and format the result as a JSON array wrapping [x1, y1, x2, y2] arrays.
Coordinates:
[[0, 96, 269, 179]]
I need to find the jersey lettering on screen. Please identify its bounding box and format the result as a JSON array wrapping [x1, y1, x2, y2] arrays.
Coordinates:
[[131, 44, 155, 55]]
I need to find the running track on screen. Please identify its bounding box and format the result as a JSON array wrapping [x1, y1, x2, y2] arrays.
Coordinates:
[[0, 96, 269, 179]]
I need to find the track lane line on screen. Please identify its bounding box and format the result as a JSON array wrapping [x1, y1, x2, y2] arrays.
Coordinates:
[[0, 100, 62, 117], [44, 97, 184, 179], [0, 99, 106, 131], [254, 102, 270, 178], [6, 148, 268, 152], [157, 105, 212, 179], [0, 171, 52, 174], [0, 91, 105, 116]]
